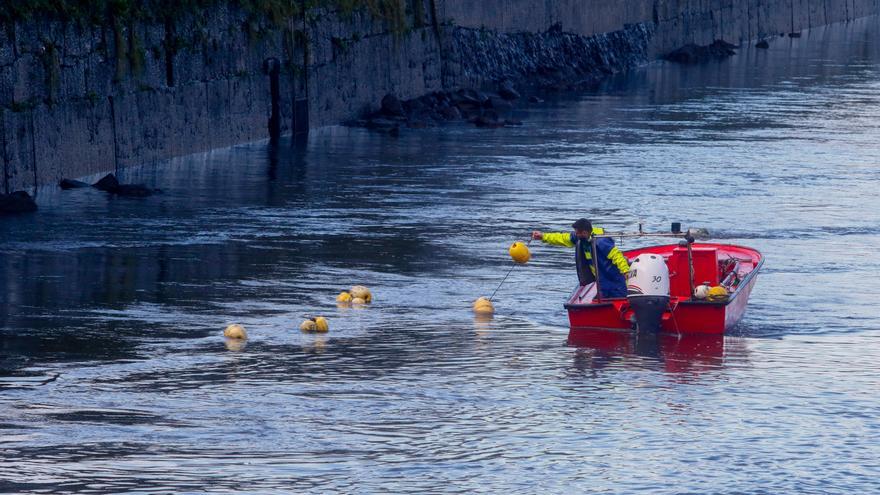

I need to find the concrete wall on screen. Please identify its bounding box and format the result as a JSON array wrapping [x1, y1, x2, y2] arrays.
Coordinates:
[[2, 0, 878, 192]]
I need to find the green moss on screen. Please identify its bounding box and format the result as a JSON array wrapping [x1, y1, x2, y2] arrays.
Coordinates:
[[112, 18, 127, 82], [412, 0, 424, 28], [1, 1, 414, 33], [39, 40, 61, 102], [9, 98, 39, 112], [128, 26, 146, 76]]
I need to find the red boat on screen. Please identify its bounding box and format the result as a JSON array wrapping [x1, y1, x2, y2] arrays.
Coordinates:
[[565, 242, 763, 335]]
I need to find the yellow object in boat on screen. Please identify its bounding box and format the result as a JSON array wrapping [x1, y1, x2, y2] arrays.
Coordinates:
[[707, 286, 729, 302]]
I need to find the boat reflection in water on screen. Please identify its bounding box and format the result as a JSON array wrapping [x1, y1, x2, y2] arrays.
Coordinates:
[[567, 327, 749, 375]]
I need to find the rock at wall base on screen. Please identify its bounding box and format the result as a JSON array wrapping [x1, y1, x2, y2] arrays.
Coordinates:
[[93, 173, 120, 192], [92, 173, 158, 197], [60, 179, 91, 189], [381, 94, 405, 117], [0, 191, 38, 214], [664, 40, 737, 64], [498, 80, 521, 100]]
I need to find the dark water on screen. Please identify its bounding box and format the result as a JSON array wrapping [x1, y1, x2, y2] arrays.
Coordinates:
[[3, 18, 880, 494]]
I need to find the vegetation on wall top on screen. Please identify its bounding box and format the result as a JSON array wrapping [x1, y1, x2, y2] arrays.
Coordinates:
[[0, 0, 413, 32]]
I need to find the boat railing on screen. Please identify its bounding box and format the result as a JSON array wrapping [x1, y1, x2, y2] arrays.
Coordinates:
[[587, 223, 702, 302]]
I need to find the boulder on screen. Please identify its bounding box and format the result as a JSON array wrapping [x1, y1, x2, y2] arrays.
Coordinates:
[[438, 105, 461, 120], [381, 94, 405, 117], [92, 173, 157, 197], [498, 80, 521, 100], [455, 89, 483, 105], [472, 114, 504, 128], [403, 97, 426, 114], [455, 101, 482, 118], [664, 40, 737, 64], [92, 173, 120, 192], [0, 191, 37, 214], [489, 97, 514, 113], [59, 178, 90, 189]]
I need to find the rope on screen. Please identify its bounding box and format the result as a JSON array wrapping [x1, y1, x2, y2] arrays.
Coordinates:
[[488, 238, 532, 302]]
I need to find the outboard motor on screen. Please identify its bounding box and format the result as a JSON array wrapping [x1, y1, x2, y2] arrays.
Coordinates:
[[626, 254, 670, 332]]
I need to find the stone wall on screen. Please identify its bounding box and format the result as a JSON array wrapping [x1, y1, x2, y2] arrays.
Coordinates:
[[439, 0, 880, 54], [2, 0, 878, 193]]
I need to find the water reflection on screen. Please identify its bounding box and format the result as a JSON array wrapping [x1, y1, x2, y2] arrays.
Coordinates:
[[567, 328, 750, 375]]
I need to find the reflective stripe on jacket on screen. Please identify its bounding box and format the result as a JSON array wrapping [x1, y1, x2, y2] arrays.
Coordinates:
[[541, 227, 630, 297]]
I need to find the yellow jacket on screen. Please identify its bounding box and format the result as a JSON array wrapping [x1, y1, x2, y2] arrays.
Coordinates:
[[542, 227, 630, 276]]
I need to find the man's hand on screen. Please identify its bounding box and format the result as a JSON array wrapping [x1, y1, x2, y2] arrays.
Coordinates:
[[531, 231, 543, 240]]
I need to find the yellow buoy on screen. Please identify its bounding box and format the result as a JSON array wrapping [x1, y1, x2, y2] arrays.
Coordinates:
[[351, 297, 367, 305], [336, 291, 352, 303], [509, 241, 531, 264], [223, 324, 248, 340], [314, 316, 329, 333], [707, 286, 730, 302], [472, 296, 491, 309], [473, 297, 495, 314], [350, 285, 372, 303], [300, 319, 317, 332]]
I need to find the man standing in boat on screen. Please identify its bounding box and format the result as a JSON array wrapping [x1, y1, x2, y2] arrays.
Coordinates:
[[532, 218, 630, 298]]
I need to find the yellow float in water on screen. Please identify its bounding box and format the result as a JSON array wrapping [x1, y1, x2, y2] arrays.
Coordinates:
[[472, 296, 491, 308], [350, 285, 372, 303], [509, 241, 530, 264], [300, 319, 317, 332], [336, 291, 352, 303], [473, 297, 495, 314], [223, 324, 248, 340], [314, 316, 329, 333]]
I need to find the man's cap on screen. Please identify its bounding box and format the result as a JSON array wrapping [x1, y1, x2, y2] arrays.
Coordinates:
[[572, 218, 592, 231]]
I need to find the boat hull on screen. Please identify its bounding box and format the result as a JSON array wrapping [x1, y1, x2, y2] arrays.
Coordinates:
[[566, 243, 762, 335]]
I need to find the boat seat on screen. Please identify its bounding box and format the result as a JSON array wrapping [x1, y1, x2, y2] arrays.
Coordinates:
[[574, 282, 598, 303]]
